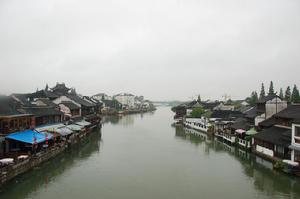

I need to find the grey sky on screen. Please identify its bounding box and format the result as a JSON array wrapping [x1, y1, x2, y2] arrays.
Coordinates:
[[0, 0, 299, 101]]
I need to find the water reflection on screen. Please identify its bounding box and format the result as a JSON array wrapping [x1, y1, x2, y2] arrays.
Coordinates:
[[174, 126, 300, 199], [102, 111, 155, 127], [0, 129, 102, 199]]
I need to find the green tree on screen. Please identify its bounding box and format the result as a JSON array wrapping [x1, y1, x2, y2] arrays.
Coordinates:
[[279, 88, 284, 99], [197, 95, 201, 102], [291, 85, 300, 103], [247, 91, 258, 106], [285, 86, 291, 102], [268, 81, 275, 95], [190, 107, 205, 118], [259, 83, 266, 99]]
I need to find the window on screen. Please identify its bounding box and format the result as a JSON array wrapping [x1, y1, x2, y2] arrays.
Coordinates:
[[295, 150, 300, 162], [295, 126, 300, 137], [276, 145, 285, 154]]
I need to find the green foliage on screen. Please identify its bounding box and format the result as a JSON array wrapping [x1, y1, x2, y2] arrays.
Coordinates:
[[274, 160, 285, 171], [259, 83, 266, 99], [245, 136, 252, 141], [202, 110, 212, 118], [171, 106, 177, 112], [279, 88, 284, 99], [247, 91, 258, 106], [190, 107, 205, 118], [285, 86, 291, 102], [291, 85, 300, 103], [268, 81, 275, 95]]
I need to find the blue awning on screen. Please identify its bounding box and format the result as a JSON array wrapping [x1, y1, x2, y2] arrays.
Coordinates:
[[6, 130, 53, 144]]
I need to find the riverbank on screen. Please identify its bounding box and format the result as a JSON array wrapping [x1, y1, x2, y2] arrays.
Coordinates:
[[101, 108, 156, 116], [0, 125, 101, 187], [1, 107, 300, 199]]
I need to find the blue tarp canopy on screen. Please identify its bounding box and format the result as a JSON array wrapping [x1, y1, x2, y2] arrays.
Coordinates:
[[6, 130, 53, 144]]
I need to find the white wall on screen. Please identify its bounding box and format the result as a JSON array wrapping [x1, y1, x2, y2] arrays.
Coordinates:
[[256, 145, 274, 157], [265, 97, 287, 119], [114, 94, 135, 108]]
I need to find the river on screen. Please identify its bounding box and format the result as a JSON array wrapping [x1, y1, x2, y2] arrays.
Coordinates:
[[0, 107, 299, 199]]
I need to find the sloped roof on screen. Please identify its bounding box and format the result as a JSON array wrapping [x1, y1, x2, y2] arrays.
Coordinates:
[[231, 118, 250, 131], [239, 106, 253, 114], [259, 117, 276, 128], [257, 94, 280, 103], [244, 107, 257, 119], [274, 105, 300, 120], [254, 126, 291, 147], [11, 93, 32, 106], [67, 94, 95, 107], [211, 110, 243, 120], [51, 83, 70, 93], [36, 98, 57, 107], [0, 96, 28, 116], [30, 90, 59, 99], [6, 130, 53, 144], [61, 101, 80, 110]]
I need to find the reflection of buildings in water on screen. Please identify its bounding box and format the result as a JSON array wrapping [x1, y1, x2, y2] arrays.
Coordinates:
[[0, 130, 102, 199], [174, 126, 300, 197], [103, 112, 155, 127], [175, 126, 213, 155]]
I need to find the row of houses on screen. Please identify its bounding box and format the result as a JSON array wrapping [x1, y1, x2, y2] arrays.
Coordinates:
[[93, 92, 155, 114], [0, 83, 102, 159], [173, 95, 300, 175]]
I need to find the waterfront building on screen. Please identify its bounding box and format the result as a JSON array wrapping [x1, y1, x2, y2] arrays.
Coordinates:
[[113, 93, 135, 109], [5, 130, 53, 154], [210, 110, 243, 144], [290, 121, 300, 165], [253, 105, 300, 162], [0, 96, 34, 158], [58, 101, 81, 120], [0, 96, 33, 135], [254, 95, 287, 126], [213, 102, 235, 111]]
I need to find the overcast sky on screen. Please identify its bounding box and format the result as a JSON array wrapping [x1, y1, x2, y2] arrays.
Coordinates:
[[0, 0, 299, 101]]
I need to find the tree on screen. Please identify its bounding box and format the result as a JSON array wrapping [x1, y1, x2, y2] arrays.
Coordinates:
[[279, 88, 284, 99], [197, 95, 201, 103], [268, 81, 275, 95], [259, 83, 266, 99], [190, 107, 205, 118], [285, 86, 291, 102], [291, 85, 300, 103], [247, 91, 258, 106]]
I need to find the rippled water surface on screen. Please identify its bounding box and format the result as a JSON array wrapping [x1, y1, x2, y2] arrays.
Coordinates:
[[0, 107, 299, 199]]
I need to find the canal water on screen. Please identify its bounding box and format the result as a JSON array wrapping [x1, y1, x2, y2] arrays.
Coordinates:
[[0, 107, 300, 199]]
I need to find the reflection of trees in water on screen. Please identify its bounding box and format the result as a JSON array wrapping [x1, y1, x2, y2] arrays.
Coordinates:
[[0, 130, 102, 199], [174, 126, 300, 198]]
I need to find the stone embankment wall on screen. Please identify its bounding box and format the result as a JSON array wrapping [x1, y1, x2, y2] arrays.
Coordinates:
[[0, 146, 66, 186]]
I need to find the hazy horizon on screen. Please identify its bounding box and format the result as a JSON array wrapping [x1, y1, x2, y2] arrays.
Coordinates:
[[0, 0, 299, 101]]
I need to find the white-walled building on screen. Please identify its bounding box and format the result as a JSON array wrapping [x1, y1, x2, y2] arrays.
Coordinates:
[[114, 93, 135, 108], [255, 95, 287, 126], [290, 123, 300, 165]]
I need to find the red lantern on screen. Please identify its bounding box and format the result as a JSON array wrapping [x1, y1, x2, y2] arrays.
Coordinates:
[[31, 117, 36, 129], [45, 133, 48, 145]]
